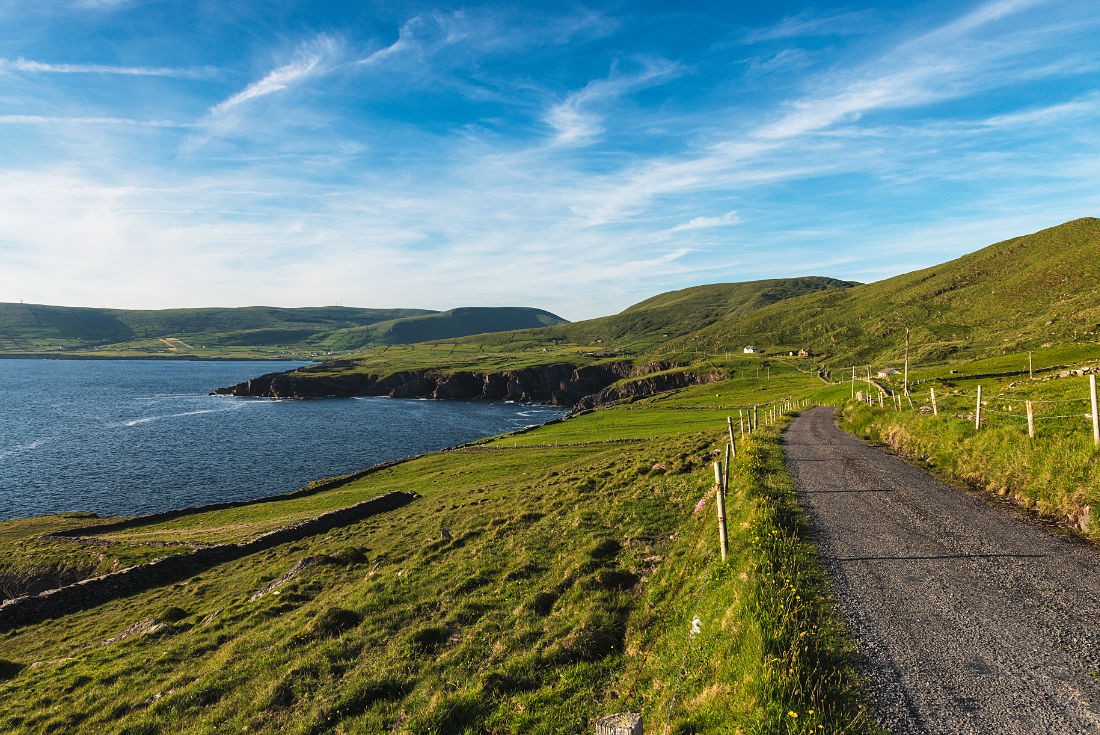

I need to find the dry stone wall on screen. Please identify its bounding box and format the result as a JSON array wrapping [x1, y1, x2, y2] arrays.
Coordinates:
[[0, 491, 417, 632]]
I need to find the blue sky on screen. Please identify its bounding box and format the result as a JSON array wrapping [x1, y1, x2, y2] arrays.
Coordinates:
[[1, 0, 1098, 320]]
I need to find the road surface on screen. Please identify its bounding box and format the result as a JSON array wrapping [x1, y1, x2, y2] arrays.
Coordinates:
[[784, 406, 1100, 734]]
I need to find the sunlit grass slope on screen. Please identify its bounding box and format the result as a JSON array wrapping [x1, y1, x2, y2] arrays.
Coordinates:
[[289, 278, 856, 383], [0, 374, 876, 735], [660, 217, 1100, 367]]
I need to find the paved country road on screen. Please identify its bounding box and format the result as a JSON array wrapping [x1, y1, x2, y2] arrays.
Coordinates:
[[784, 407, 1100, 734]]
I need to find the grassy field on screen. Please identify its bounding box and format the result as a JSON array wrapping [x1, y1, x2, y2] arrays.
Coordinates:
[[0, 371, 878, 735]]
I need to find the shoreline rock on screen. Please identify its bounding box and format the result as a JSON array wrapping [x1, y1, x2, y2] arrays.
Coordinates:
[[212, 362, 638, 405]]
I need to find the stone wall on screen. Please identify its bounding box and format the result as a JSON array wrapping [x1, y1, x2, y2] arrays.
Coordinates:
[[0, 491, 417, 632]]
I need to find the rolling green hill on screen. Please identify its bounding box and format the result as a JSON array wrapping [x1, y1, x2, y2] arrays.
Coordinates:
[[320, 307, 567, 349], [546, 276, 857, 349], [662, 217, 1100, 367], [243, 276, 859, 392], [0, 304, 568, 358], [244, 218, 1099, 403]]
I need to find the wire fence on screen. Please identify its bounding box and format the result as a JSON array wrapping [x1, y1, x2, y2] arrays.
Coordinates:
[[853, 373, 1100, 442]]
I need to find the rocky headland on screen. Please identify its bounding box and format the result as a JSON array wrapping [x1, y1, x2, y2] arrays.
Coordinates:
[[213, 361, 726, 408]]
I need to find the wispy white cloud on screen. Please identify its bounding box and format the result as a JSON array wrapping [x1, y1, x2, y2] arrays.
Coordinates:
[[2, 1, 1099, 319], [745, 9, 872, 43], [980, 92, 1100, 128], [355, 14, 435, 67], [561, 0, 1087, 227], [0, 56, 216, 78], [544, 59, 682, 146], [670, 211, 741, 232], [208, 36, 339, 118], [70, 0, 133, 9], [0, 114, 190, 128], [744, 49, 811, 76], [930, 0, 1048, 38]]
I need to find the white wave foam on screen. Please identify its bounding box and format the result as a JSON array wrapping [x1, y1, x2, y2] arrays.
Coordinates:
[[0, 439, 48, 460], [116, 405, 245, 428]]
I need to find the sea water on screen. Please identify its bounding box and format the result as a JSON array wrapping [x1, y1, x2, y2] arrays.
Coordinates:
[[0, 359, 566, 520]]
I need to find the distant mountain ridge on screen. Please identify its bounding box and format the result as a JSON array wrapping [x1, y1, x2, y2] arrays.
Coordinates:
[[0, 303, 568, 357]]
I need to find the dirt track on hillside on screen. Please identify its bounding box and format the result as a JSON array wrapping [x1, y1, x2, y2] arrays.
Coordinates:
[[785, 407, 1100, 734]]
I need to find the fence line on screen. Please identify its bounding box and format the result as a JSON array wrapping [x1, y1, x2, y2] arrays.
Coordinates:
[[856, 375, 1100, 444]]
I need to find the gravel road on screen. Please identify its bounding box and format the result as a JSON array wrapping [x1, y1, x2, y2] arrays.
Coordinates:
[[784, 407, 1100, 734]]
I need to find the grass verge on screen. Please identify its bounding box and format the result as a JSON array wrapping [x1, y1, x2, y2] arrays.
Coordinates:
[[622, 420, 880, 734], [839, 401, 1099, 538]]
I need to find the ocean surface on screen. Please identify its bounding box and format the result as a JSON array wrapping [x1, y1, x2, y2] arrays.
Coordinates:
[[0, 359, 567, 521]]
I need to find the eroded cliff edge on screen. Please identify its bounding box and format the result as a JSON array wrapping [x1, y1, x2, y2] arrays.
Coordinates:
[[212, 361, 726, 408], [213, 362, 633, 405]]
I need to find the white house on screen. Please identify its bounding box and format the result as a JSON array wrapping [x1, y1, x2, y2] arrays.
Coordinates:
[[743, 346, 763, 354]]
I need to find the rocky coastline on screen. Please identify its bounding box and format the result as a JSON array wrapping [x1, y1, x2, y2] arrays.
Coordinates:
[[212, 361, 728, 408], [212, 362, 632, 405]]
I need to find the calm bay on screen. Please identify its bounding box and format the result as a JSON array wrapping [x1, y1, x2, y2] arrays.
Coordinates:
[[0, 359, 566, 520]]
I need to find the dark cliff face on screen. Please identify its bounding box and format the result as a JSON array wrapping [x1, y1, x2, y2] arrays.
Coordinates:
[[212, 362, 638, 406], [572, 369, 727, 410], [212, 361, 731, 408]]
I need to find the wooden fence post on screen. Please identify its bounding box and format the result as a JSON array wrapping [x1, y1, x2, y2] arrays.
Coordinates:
[[1091, 375, 1099, 446], [727, 416, 737, 457], [1026, 400, 1034, 439], [713, 462, 728, 562], [975, 385, 982, 430], [739, 410, 745, 438], [723, 443, 731, 494], [595, 713, 642, 735], [930, 388, 938, 416]]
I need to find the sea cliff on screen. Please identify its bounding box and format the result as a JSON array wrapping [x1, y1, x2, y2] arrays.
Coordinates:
[[213, 361, 726, 407]]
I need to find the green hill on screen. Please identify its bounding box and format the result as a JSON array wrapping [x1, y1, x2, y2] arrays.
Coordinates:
[[0, 304, 568, 358], [253, 276, 857, 388], [666, 217, 1100, 367], [547, 277, 857, 349], [320, 307, 567, 349], [254, 218, 1099, 402]]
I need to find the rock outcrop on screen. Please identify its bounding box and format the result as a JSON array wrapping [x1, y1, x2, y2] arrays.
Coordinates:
[[213, 362, 638, 406], [573, 369, 727, 410], [213, 360, 738, 409]]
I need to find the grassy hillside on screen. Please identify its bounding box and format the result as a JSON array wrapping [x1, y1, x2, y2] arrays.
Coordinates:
[[275, 277, 858, 386], [663, 218, 1100, 368], [0, 373, 876, 735], [548, 277, 856, 351], [0, 304, 567, 359], [319, 307, 567, 350]]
